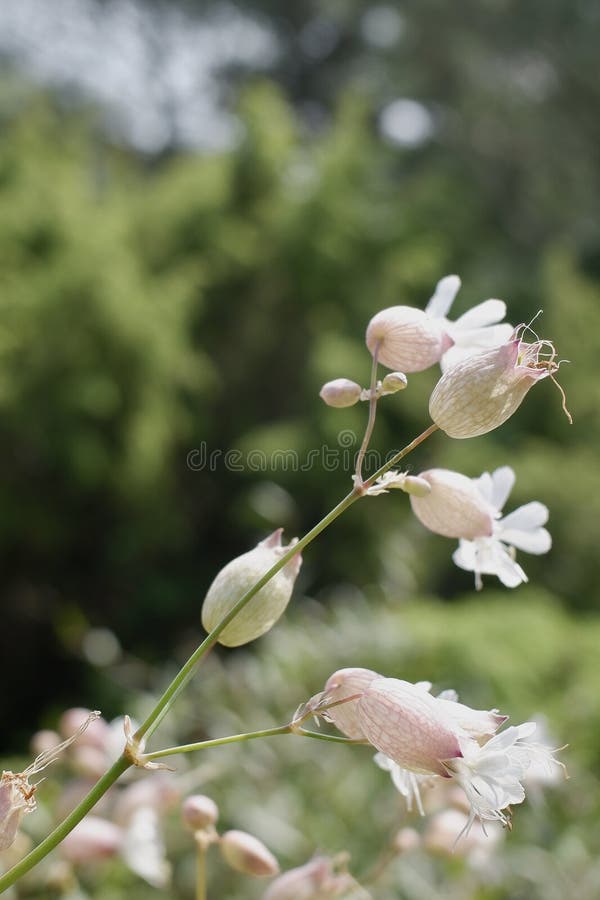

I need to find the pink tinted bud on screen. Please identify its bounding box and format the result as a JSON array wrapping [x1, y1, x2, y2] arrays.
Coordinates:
[[319, 378, 362, 408], [71, 745, 108, 779], [366, 306, 453, 373], [181, 795, 219, 831], [323, 668, 379, 740], [61, 816, 122, 864], [358, 678, 463, 777], [201, 529, 302, 647], [219, 830, 279, 877], [429, 335, 559, 438], [393, 827, 421, 854], [409, 468, 495, 539]]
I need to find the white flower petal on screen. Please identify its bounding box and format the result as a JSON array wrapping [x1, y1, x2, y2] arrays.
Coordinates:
[[425, 274, 461, 318], [500, 526, 552, 555], [499, 501, 549, 532], [453, 299, 508, 329], [121, 807, 170, 889], [489, 466, 516, 512]]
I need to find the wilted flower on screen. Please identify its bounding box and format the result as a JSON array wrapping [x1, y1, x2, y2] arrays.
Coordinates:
[[319, 379, 362, 408], [1, 711, 100, 851], [201, 529, 302, 647], [408, 468, 496, 539], [429, 327, 562, 438], [452, 466, 551, 589], [365, 275, 511, 374]]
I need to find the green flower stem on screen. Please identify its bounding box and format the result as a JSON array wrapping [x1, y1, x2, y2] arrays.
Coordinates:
[[143, 725, 359, 762], [134, 422, 439, 744], [0, 424, 438, 893], [0, 754, 131, 894], [196, 842, 207, 900]]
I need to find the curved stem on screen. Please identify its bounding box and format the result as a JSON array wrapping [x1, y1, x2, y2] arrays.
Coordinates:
[[143, 725, 360, 763], [0, 754, 131, 894], [355, 341, 380, 487]]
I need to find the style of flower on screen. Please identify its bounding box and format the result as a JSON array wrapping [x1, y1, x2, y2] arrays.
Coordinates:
[[452, 465, 551, 589], [365, 275, 512, 374]]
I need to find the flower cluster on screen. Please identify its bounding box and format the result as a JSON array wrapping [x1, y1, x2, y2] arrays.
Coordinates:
[[319, 669, 564, 838]]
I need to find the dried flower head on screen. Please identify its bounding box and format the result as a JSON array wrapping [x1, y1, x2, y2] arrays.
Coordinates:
[[1, 711, 100, 851]]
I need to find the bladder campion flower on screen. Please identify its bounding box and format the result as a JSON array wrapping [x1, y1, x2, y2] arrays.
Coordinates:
[[429, 326, 565, 438], [365, 275, 512, 373], [352, 677, 563, 836], [201, 529, 302, 647], [452, 465, 551, 589]]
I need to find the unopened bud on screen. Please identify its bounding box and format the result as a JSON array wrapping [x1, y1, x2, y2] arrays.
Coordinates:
[[219, 830, 279, 877], [393, 827, 422, 855], [319, 378, 362, 408], [381, 372, 408, 394], [366, 306, 453, 373], [401, 475, 431, 497], [181, 795, 219, 831], [60, 816, 122, 864], [201, 529, 302, 647], [409, 468, 495, 539]]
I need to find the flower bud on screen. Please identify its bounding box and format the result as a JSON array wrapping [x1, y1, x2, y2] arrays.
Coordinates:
[[429, 334, 559, 438], [366, 306, 453, 373], [201, 529, 302, 647], [60, 816, 122, 864], [393, 827, 421, 855], [358, 678, 463, 777], [181, 795, 219, 831], [409, 469, 495, 539], [381, 372, 408, 394], [319, 378, 362, 408], [219, 830, 279, 877], [323, 668, 379, 740]]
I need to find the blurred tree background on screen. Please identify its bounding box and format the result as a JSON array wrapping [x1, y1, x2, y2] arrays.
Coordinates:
[[0, 0, 599, 894]]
